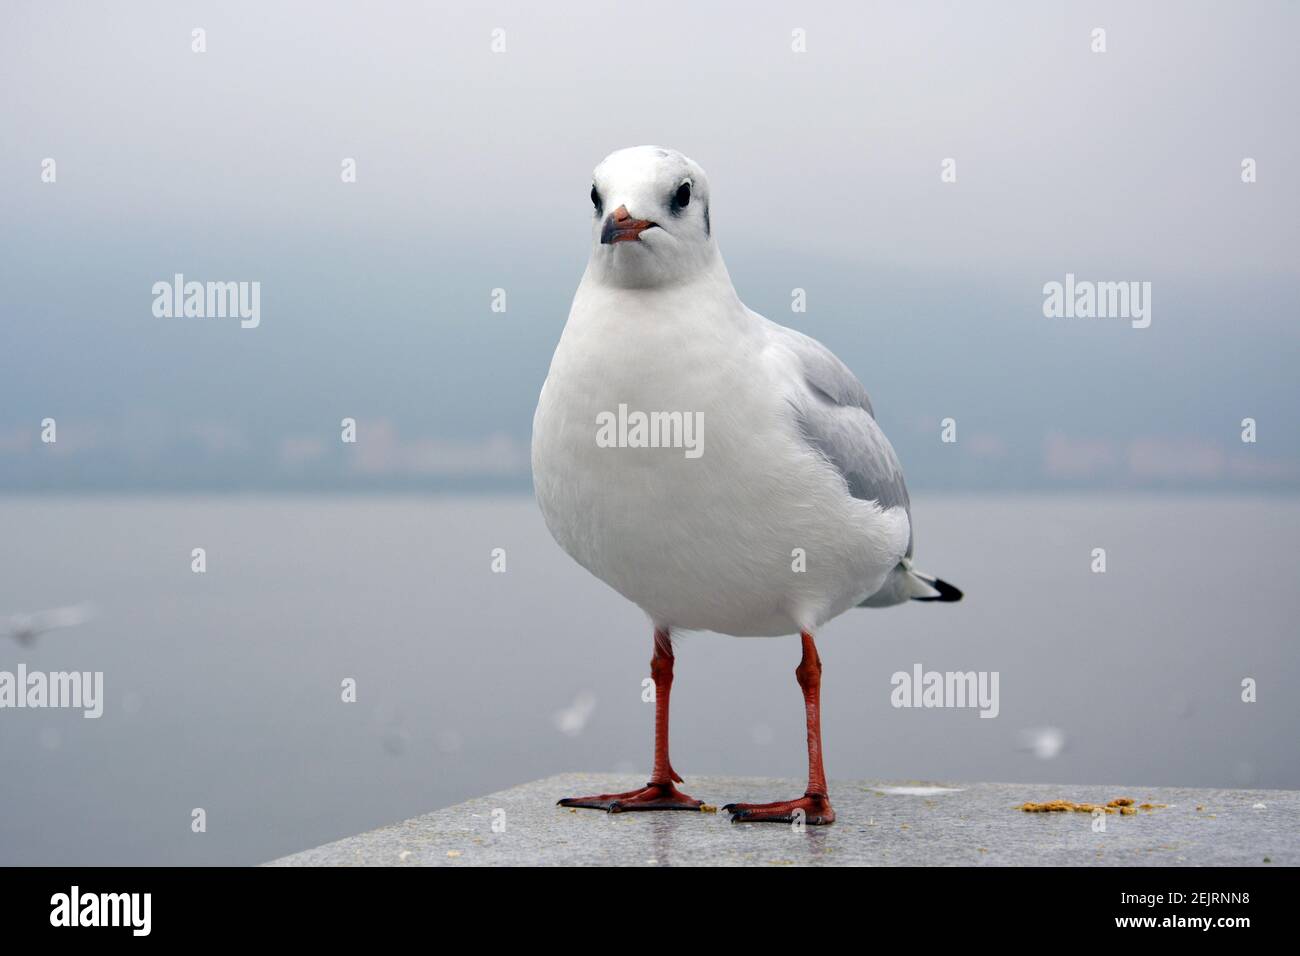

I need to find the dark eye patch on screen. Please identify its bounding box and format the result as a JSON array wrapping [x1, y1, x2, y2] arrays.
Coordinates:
[[673, 182, 691, 210], [591, 185, 602, 216]]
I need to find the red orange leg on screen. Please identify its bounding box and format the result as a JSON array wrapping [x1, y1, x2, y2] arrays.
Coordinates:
[[725, 630, 835, 825], [558, 629, 703, 813]]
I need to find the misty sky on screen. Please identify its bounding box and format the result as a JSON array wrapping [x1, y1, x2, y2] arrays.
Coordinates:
[[2, 0, 1297, 491]]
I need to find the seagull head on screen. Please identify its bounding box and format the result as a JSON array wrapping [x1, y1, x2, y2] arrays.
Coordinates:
[[587, 146, 717, 288]]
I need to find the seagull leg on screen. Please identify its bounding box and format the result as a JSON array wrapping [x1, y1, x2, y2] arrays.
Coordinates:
[[725, 630, 836, 825], [558, 628, 703, 813]]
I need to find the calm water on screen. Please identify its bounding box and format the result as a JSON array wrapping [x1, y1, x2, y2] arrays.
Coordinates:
[[0, 494, 1296, 865]]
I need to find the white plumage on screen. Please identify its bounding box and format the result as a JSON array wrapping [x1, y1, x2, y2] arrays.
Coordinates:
[[533, 146, 949, 638]]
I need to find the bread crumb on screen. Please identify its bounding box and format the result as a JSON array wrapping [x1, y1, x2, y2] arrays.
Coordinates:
[[1019, 800, 1113, 814], [1019, 795, 1168, 815]]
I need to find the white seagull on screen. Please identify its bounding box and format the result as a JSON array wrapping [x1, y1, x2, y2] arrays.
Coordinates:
[[532, 146, 961, 824]]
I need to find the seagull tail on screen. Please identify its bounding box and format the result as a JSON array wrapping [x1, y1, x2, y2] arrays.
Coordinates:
[[857, 560, 963, 607], [907, 566, 963, 603]]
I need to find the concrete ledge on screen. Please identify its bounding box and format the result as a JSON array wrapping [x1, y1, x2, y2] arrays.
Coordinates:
[[267, 772, 1298, 866]]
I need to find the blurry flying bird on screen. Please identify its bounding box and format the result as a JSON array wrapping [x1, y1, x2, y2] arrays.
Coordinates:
[[1, 605, 94, 647]]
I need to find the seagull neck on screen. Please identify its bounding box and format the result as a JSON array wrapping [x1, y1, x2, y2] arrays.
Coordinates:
[[584, 255, 745, 316]]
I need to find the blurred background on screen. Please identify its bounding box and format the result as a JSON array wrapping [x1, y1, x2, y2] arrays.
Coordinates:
[[1, 0, 1296, 864]]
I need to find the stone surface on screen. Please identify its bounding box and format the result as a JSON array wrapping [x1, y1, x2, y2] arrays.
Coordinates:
[[267, 773, 1298, 866]]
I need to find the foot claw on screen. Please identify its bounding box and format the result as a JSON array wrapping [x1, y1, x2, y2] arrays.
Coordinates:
[[725, 793, 835, 825], [558, 782, 703, 814]]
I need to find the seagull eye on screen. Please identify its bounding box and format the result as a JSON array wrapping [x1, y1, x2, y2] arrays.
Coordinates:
[[590, 185, 602, 215], [674, 182, 691, 208]]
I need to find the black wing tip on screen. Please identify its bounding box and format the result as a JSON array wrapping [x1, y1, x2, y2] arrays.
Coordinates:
[[912, 577, 963, 603]]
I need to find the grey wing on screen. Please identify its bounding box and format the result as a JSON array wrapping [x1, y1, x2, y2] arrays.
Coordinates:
[[776, 325, 913, 558]]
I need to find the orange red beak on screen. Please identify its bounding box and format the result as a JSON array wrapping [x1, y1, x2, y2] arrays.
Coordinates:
[[601, 205, 657, 244]]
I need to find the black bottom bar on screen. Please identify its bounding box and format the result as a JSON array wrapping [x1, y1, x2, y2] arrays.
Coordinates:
[[0, 864, 1290, 941]]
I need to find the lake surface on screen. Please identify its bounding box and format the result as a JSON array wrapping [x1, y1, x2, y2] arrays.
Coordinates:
[[0, 494, 1296, 864]]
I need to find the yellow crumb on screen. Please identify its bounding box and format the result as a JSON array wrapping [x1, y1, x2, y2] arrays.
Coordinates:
[[1018, 800, 1112, 814], [1020, 796, 1165, 815]]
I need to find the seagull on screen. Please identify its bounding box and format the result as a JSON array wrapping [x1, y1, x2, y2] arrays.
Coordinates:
[[1, 604, 94, 647], [532, 146, 962, 824]]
